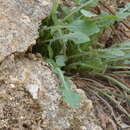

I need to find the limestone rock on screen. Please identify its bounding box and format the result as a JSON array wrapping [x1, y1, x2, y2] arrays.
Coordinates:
[[0, 55, 102, 130], [0, 0, 51, 62]]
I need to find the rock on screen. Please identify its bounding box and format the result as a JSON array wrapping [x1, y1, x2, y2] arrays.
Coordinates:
[[0, 55, 102, 130], [0, 0, 52, 62]]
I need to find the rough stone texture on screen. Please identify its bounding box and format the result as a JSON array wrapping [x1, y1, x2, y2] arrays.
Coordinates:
[[0, 0, 51, 62], [0, 55, 102, 130]]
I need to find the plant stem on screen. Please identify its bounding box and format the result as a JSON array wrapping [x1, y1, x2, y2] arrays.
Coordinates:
[[98, 74, 130, 93], [63, 0, 95, 21], [89, 86, 130, 118], [109, 66, 130, 69]]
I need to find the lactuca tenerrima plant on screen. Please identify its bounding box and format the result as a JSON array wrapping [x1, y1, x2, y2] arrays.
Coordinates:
[[35, 0, 130, 107]]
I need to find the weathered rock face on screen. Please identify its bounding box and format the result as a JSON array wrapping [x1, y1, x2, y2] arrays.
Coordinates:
[[0, 0, 51, 62], [0, 55, 102, 130]]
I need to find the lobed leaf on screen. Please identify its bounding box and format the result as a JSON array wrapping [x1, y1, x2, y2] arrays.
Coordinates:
[[54, 67, 80, 107], [67, 19, 100, 36], [62, 32, 90, 44]]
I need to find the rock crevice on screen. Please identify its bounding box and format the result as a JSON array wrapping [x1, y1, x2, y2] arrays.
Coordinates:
[[0, 0, 51, 62]]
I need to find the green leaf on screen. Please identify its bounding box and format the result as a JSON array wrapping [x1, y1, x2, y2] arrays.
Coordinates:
[[45, 32, 90, 44], [112, 41, 130, 49], [80, 0, 99, 7], [80, 0, 89, 3], [116, 3, 130, 19], [74, 0, 80, 4], [98, 12, 119, 28], [101, 49, 125, 60], [56, 55, 67, 67], [117, 3, 130, 13], [68, 20, 100, 36], [48, 43, 54, 58], [116, 12, 130, 18], [53, 68, 80, 107], [81, 9, 97, 17], [123, 60, 130, 65], [63, 0, 99, 21], [60, 87, 80, 107], [62, 7, 71, 15], [63, 32, 90, 44], [98, 41, 130, 63]]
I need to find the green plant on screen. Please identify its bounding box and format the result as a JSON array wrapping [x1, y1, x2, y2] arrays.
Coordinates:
[[35, 0, 130, 107]]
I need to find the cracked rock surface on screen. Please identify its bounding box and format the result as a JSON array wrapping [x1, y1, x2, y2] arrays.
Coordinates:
[[0, 0, 51, 62], [0, 55, 102, 130]]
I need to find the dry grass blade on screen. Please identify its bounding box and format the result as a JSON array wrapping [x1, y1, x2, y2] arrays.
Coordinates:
[[87, 88, 117, 124], [89, 85, 130, 118], [98, 74, 130, 93]]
